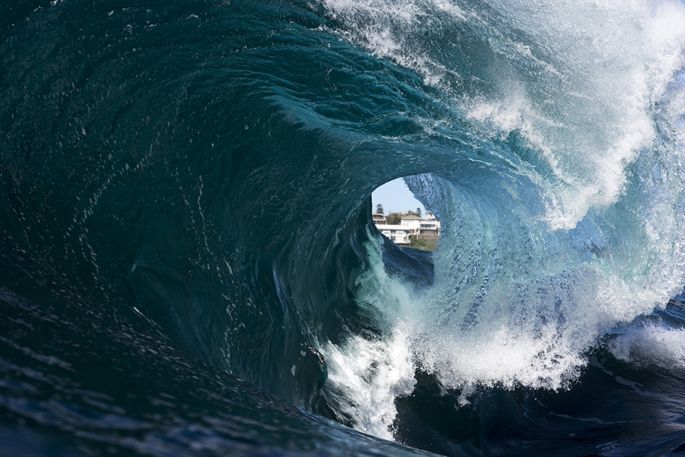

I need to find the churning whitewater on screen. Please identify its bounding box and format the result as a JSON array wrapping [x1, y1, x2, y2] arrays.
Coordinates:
[[1, 0, 685, 456]]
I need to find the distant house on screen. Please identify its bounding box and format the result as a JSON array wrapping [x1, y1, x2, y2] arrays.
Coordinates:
[[399, 213, 440, 237], [376, 224, 412, 245], [371, 212, 387, 224], [418, 213, 440, 239], [399, 214, 421, 231], [374, 212, 440, 245]]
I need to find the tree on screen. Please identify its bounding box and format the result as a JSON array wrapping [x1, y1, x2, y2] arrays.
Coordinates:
[[375, 203, 384, 215], [386, 213, 401, 224], [416, 207, 422, 217]]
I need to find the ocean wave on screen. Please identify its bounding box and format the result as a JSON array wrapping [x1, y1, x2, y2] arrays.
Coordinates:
[[2, 0, 685, 455]]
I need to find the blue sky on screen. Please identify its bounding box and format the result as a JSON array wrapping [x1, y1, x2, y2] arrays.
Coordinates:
[[372, 178, 426, 214]]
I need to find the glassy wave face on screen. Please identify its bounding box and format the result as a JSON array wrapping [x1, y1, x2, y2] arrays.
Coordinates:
[[2, 0, 685, 455]]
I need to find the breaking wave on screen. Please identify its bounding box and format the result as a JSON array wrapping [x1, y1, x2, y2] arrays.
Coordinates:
[[2, 0, 685, 455]]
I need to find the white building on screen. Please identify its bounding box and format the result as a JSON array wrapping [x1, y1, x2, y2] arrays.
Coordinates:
[[371, 212, 386, 224], [374, 212, 440, 245], [375, 224, 412, 244], [399, 214, 421, 231], [418, 213, 440, 238]]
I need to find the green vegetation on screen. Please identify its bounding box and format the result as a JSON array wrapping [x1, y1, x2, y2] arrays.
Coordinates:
[[385, 212, 401, 224], [409, 237, 438, 252]]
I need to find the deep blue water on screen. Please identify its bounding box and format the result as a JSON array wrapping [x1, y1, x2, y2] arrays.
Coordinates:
[[2, 0, 685, 456]]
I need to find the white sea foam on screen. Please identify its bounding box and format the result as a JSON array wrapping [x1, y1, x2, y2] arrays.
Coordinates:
[[321, 239, 417, 439], [608, 325, 685, 369], [323, 326, 416, 440]]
